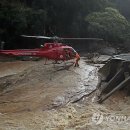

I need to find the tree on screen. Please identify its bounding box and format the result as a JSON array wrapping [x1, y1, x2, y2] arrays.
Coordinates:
[[1, 0, 130, 48], [110, 0, 130, 20], [86, 7, 130, 42]]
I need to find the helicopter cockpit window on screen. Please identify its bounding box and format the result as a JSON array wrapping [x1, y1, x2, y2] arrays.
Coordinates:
[[64, 48, 69, 51], [72, 48, 76, 53]]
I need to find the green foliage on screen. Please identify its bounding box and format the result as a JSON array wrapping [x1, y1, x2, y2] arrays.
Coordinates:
[[86, 7, 130, 42], [0, 0, 130, 48], [110, 0, 130, 20], [25, 8, 46, 35], [0, 2, 27, 42], [0, 1, 47, 43]]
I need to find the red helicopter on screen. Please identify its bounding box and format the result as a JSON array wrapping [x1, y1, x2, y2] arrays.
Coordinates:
[[0, 35, 103, 64], [0, 35, 79, 64]]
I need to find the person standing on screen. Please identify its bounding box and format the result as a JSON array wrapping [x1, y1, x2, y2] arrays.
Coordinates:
[[74, 52, 80, 67]]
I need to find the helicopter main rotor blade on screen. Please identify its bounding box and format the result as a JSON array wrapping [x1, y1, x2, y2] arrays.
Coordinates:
[[21, 35, 104, 41], [60, 37, 103, 41], [21, 35, 52, 39]]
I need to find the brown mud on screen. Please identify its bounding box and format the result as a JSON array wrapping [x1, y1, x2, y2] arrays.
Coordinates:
[[0, 57, 129, 130]]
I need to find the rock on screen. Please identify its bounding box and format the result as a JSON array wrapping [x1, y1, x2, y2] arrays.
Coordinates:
[[99, 47, 117, 56]]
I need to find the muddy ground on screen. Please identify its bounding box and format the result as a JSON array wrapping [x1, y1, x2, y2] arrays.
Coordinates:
[[0, 56, 130, 130]]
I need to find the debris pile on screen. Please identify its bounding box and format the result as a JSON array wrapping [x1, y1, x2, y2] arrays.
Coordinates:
[[96, 54, 130, 103]]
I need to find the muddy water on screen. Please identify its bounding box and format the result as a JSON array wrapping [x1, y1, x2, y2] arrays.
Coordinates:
[[0, 58, 129, 130], [0, 61, 37, 78], [0, 58, 98, 113]]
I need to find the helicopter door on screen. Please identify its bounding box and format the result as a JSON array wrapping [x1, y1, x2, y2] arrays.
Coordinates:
[[64, 48, 71, 60], [56, 48, 64, 60]]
